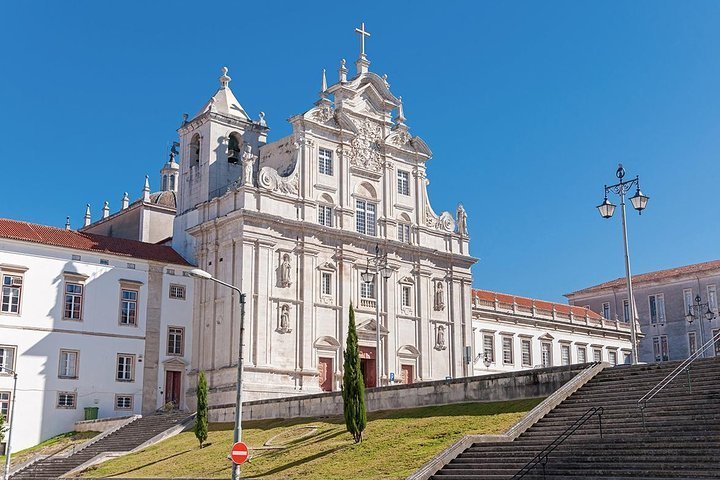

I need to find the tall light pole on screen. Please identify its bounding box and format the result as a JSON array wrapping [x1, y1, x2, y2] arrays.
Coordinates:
[[1, 366, 17, 480], [361, 244, 392, 387], [596, 164, 649, 365], [685, 294, 716, 358], [189, 268, 246, 480]]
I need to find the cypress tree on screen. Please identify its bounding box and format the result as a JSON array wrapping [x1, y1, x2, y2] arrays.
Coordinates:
[[195, 371, 209, 448], [342, 303, 367, 443], [0, 413, 5, 446]]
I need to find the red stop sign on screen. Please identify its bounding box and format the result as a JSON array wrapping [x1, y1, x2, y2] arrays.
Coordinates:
[[230, 441, 249, 465]]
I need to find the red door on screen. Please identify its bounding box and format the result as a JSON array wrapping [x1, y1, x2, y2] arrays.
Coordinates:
[[165, 370, 182, 407], [319, 357, 333, 392], [359, 346, 377, 388], [401, 364, 414, 384]]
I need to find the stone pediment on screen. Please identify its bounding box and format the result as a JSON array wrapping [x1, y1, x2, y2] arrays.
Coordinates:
[[162, 357, 188, 368], [357, 319, 389, 336]]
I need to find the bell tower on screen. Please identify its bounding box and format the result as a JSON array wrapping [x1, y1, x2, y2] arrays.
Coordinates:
[[173, 67, 269, 262]]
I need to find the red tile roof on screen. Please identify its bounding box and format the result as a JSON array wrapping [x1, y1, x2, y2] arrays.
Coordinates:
[[565, 259, 720, 297], [0, 218, 190, 266], [472, 288, 602, 320]]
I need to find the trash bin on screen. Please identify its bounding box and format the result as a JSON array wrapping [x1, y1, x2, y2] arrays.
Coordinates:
[[84, 407, 99, 421]]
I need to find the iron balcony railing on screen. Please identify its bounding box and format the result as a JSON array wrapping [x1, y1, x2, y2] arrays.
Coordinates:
[[512, 406, 604, 479], [637, 329, 720, 428]]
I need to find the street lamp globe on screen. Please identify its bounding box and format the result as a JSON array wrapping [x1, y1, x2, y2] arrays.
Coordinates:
[[188, 268, 213, 279], [705, 307, 715, 321], [361, 269, 375, 283], [685, 310, 695, 324], [380, 266, 392, 279], [596, 197, 616, 219], [630, 188, 649, 213]]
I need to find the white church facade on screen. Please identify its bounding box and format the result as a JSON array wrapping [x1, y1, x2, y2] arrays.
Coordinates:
[[172, 30, 477, 403]]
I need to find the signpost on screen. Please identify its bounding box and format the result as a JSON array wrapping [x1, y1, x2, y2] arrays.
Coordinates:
[[230, 441, 249, 466]]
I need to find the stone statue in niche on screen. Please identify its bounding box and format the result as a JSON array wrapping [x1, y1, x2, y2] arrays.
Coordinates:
[[435, 324, 447, 351], [280, 253, 292, 287], [278, 304, 292, 334], [242, 144, 255, 186], [456, 203, 468, 236], [434, 281, 445, 311]]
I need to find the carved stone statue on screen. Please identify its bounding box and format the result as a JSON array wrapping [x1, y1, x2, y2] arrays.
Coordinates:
[[434, 281, 445, 311], [278, 304, 291, 334], [456, 203, 468, 236], [242, 144, 255, 186], [435, 324, 447, 350], [280, 253, 292, 287]]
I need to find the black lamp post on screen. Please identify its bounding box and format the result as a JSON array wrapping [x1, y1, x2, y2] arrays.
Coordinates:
[[685, 294, 716, 358], [596, 164, 649, 365], [361, 244, 392, 387]]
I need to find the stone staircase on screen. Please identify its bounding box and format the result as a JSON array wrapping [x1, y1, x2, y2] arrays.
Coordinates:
[[431, 356, 720, 479], [11, 410, 192, 479]]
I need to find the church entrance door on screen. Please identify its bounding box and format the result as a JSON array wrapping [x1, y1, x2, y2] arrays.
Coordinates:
[[359, 346, 377, 388], [318, 357, 333, 392], [401, 364, 414, 384], [165, 370, 182, 408]]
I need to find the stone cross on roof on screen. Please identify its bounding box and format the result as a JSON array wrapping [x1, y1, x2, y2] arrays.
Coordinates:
[[354, 22, 371, 74]]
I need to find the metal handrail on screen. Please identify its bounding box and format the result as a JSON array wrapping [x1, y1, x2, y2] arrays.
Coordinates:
[[637, 329, 720, 426], [512, 406, 604, 479]]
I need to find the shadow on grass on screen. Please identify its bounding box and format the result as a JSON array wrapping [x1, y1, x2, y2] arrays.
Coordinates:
[[94, 448, 193, 477], [251, 444, 350, 478]]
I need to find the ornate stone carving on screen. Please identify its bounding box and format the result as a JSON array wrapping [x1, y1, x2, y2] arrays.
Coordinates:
[[434, 324, 447, 351], [279, 253, 292, 288], [425, 210, 455, 232], [342, 119, 382, 172], [242, 145, 256, 186], [277, 304, 292, 334], [312, 105, 334, 123], [456, 203, 468, 236], [258, 165, 299, 194], [391, 129, 411, 146], [434, 281, 445, 311]]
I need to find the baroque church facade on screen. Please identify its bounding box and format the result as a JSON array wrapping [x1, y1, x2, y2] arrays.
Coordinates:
[[172, 30, 477, 403]]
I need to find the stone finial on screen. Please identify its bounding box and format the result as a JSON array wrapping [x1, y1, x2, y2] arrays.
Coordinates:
[[182, 113, 189, 125], [258, 111, 267, 127], [65, 216, 71, 230], [142, 175, 151, 202], [102, 201, 110, 219], [338, 59, 347, 83], [219, 66, 231, 88], [121, 192, 129, 210], [394, 96, 406, 126], [382, 74, 389, 87], [84, 204, 91, 227], [321, 69, 327, 93]]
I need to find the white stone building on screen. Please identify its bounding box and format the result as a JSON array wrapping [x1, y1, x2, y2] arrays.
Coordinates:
[[172, 31, 476, 404], [471, 289, 633, 376], [0, 219, 193, 453]]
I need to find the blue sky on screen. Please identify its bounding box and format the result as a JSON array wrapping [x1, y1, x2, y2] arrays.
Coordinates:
[[2, 1, 719, 302]]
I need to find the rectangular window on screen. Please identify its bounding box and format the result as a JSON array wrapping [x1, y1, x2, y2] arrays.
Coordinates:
[[167, 327, 184, 356], [397, 223, 411, 244], [623, 299, 630, 323], [653, 336, 669, 362], [321, 272, 332, 296], [593, 348, 602, 362], [601, 302, 610, 319], [0, 391, 9, 419], [318, 205, 333, 227], [100, 259, 110, 266], [0, 346, 15, 374], [708, 285, 718, 312], [502, 337, 513, 365], [57, 392, 76, 409], [71, 254, 81, 261], [355, 200, 376, 236], [169, 284, 186, 300], [623, 352, 632, 364], [608, 351, 618, 366], [648, 294, 665, 325], [483, 334, 494, 363], [127, 263, 136, 270], [318, 148, 333, 176], [58, 350, 79, 378], [116, 354, 135, 382], [561, 344, 571, 366], [64, 282, 83, 320], [577, 346, 587, 364], [360, 279, 375, 299], [401, 285, 412, 308], [115, 395, 133, 410], [120, 289, 138, 326], [541, 342, 552, 367], [688, 332, 698, 356], [397, 170, 410, 196], [683, 289, 694, 314], [521, 339, 532, 367], [1, 274, 22, 314]]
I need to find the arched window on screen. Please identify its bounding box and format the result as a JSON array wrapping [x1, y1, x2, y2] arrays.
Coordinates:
[[317, 193, 334, 227], [228, 133, 242, 165], [190, 134, 201, 167], [162, 175, 168, 191], [354, 182, 378, 236], [398, 213, 412, 244], [169, 175, 176, 191]]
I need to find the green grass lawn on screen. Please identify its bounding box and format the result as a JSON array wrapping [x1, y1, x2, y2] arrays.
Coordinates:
[[1, 431, 99, 468], [81, 398, 541, 480]]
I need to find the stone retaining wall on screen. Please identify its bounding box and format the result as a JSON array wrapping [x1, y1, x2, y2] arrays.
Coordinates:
[[209, 363, 590, 422]]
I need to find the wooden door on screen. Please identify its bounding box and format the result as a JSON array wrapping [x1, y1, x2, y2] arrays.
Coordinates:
[[359, 346, 377, 388], [401, 364, 414, 384], [165, 370, 182, 407], [318, 357, 333, 392]]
